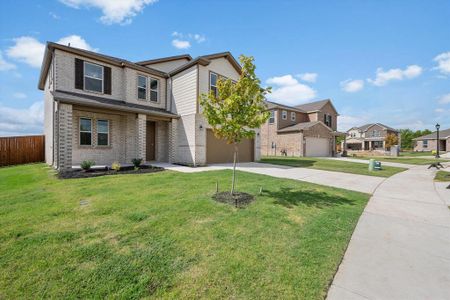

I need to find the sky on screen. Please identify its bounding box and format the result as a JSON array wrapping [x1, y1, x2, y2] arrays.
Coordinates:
[[0, 0, 449, 136]]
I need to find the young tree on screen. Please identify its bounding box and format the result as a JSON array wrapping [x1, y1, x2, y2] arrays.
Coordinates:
[[385, 133, 399, 149], [200, 55, 271, 194]]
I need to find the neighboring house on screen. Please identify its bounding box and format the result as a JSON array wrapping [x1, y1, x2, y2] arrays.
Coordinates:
[[39, 42, 260, 170], [260, 99, 342, 157], [413, 128, 450, 152], [344, 123, 399, 151]]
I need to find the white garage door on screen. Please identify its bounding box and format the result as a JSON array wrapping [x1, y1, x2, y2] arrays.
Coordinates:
[[305, 137, 330, 157]]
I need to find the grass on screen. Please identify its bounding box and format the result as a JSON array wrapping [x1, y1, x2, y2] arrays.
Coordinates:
[[350, 155, 448, 165], [399, 151, 433, 157], [434, 170, 450, 182], [0, 164, 370, 299], [260, 156, 406, 177]]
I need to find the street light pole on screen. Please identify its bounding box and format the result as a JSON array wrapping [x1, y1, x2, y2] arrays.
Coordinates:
[[435, 123, 440, 159]]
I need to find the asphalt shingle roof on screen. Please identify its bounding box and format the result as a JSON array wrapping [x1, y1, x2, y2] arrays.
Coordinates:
[[414, 128, 450, 140]]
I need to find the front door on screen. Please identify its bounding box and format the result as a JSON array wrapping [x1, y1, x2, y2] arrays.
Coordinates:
[[146, 121, 155, 161]]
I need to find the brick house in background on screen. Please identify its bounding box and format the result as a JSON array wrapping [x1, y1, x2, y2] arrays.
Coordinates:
[[260, 99, 343, 157], [413, 128, 450, 152], [39, 42, 260, 170], [344, 123, 399, 151]]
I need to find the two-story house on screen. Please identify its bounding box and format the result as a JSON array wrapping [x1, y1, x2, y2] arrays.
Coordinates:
[[344, 123, 399, 151], [39, 42, 259, 170], [260, 99, 342, 157]]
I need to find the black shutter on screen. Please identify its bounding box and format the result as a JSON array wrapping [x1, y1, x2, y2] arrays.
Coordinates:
[[104, 66, 112, 94], [75, 58, 84, 90]]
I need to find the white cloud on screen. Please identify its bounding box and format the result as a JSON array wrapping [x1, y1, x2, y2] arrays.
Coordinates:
[[49, 12, 61, 19], [338, 115, 368, 132], [7, 35, 96, 68], [171, 32, 206, 49], [0, 102, 44, 136], [171, 39, 191, 49], [433, 52, 450, 75], [13, 92, 27, 99], [266, 74, 316, 105], [367, 65, 422, 86], [0, 51, 16, 71], [340, 79, 364, 93], [59, 0, 157, 25], [297, 72, 318, 83], [438, 93, 450, 104], [435, 108, 445, 113]]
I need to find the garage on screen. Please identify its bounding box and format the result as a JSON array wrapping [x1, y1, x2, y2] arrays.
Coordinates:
[[206, 129, 254, 164], [305, 137, 330, 157]]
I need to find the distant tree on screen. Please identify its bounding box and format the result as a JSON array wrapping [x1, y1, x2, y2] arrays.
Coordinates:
[[385, 133, 399, 149], [200, 55, 271, 194], [400, 129, 433, 150]]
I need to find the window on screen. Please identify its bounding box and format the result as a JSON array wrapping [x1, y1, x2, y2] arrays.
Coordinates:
[[371, 130, 380, 137], [210, 72, 218, 97], [137, 75, 147, 100], [282, 110, 287, 120], [269, 110, 275, 123], [324, 114, 332, 127], [79, 118, 92, 145], [84, 62, 103, 93], [97, 120, 109, 146], [150, 78, 158, 102], [423, 140, 428, 148], [291, 112, 296, 121]]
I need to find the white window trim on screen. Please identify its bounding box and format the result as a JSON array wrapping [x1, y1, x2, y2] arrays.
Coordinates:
[[83, 61, 104, 93], [281, 110, 287, 120], [210, 72, 218, 96], [269, 110, 275, 124], [137, 75, 147, 101], [149, 77, 159, 102], [79, 117, 92, 146], [97, 119, 110, 146], [291, 111, 296, 121]]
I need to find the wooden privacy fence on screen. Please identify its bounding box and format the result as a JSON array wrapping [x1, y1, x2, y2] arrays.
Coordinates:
[[0, 135, 45, 167]]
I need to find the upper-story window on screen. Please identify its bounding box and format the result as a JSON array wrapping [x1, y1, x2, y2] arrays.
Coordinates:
[[269, 110, 275, 124], [79, 118, 92, 146], [84, 62, 103, 93], [282, 110, 287, 120], [210, 72, 218, 97], [324, 114, 332, 127], [150, 78, 158, 102], [137, 75, 159, 102], [291, 112, 296, 121], [137, 75, 147, 100], [371, 130, 380, 137]]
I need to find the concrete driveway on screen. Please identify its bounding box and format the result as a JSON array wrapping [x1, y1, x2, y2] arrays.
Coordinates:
[[154, 162, 385, 194], [327, 164, 450, 300]]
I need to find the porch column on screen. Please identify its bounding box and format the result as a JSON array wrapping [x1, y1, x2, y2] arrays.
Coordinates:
[[168, 119, 177, 163], [136, 114, 146, 161], [57, 103, 73, 170]]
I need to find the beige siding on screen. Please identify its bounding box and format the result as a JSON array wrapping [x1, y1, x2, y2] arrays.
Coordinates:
[[198, 57, 240, 100], [171, 65, 198, 115], [44, 59, 55, 165], [123, 68, 166, 110], [142, 58, 190, 73]]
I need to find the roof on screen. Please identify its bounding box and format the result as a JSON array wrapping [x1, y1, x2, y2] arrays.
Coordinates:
[[352, 123, 398, 132], [38, 42, 169, 90], [413, 128, 450, 140], [135, 54, 192, 66], [52, 90, 178, 118], [168, 51, 242, 76], [295, 99, 338, 115], [277, 121, 332, 133], [265, 100, 307, 113]]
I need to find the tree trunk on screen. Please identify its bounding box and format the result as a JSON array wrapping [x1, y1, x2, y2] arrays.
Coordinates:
[[231, 143, 238, 196]]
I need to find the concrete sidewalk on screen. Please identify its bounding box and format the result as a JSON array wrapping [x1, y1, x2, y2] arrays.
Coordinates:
[[327, 165, 450, 300], [324, 157, 416, 169], [153, 162, 385, 194]]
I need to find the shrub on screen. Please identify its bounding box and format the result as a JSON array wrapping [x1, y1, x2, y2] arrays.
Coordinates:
[[80, 160, 95, 171], [132, 158, 143, 168], [111, 162, 121, 171], [431, 150, 437, 155]]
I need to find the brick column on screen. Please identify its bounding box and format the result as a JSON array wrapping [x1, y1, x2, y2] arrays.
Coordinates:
[[254, 128, 261, 161], [58, 103, 73, 170], [136, 114, 146, 161], [168, 119, 177, 163]]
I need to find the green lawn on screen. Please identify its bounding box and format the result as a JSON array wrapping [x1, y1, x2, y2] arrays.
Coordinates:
[[0, 164, 370, 299], [351, 155, 447, 165], [260, 156, 406, 177], [434, 170, 450, 182], [399, 151, 433, 157]]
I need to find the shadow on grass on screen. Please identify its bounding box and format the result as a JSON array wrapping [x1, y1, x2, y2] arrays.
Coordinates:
[[261, 158, 318, 168], [264, 187, 356, 209]]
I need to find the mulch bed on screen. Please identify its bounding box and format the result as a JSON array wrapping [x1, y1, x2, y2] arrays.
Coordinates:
[[213, 191, 255, 208], [58, 165, 164, 179]]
